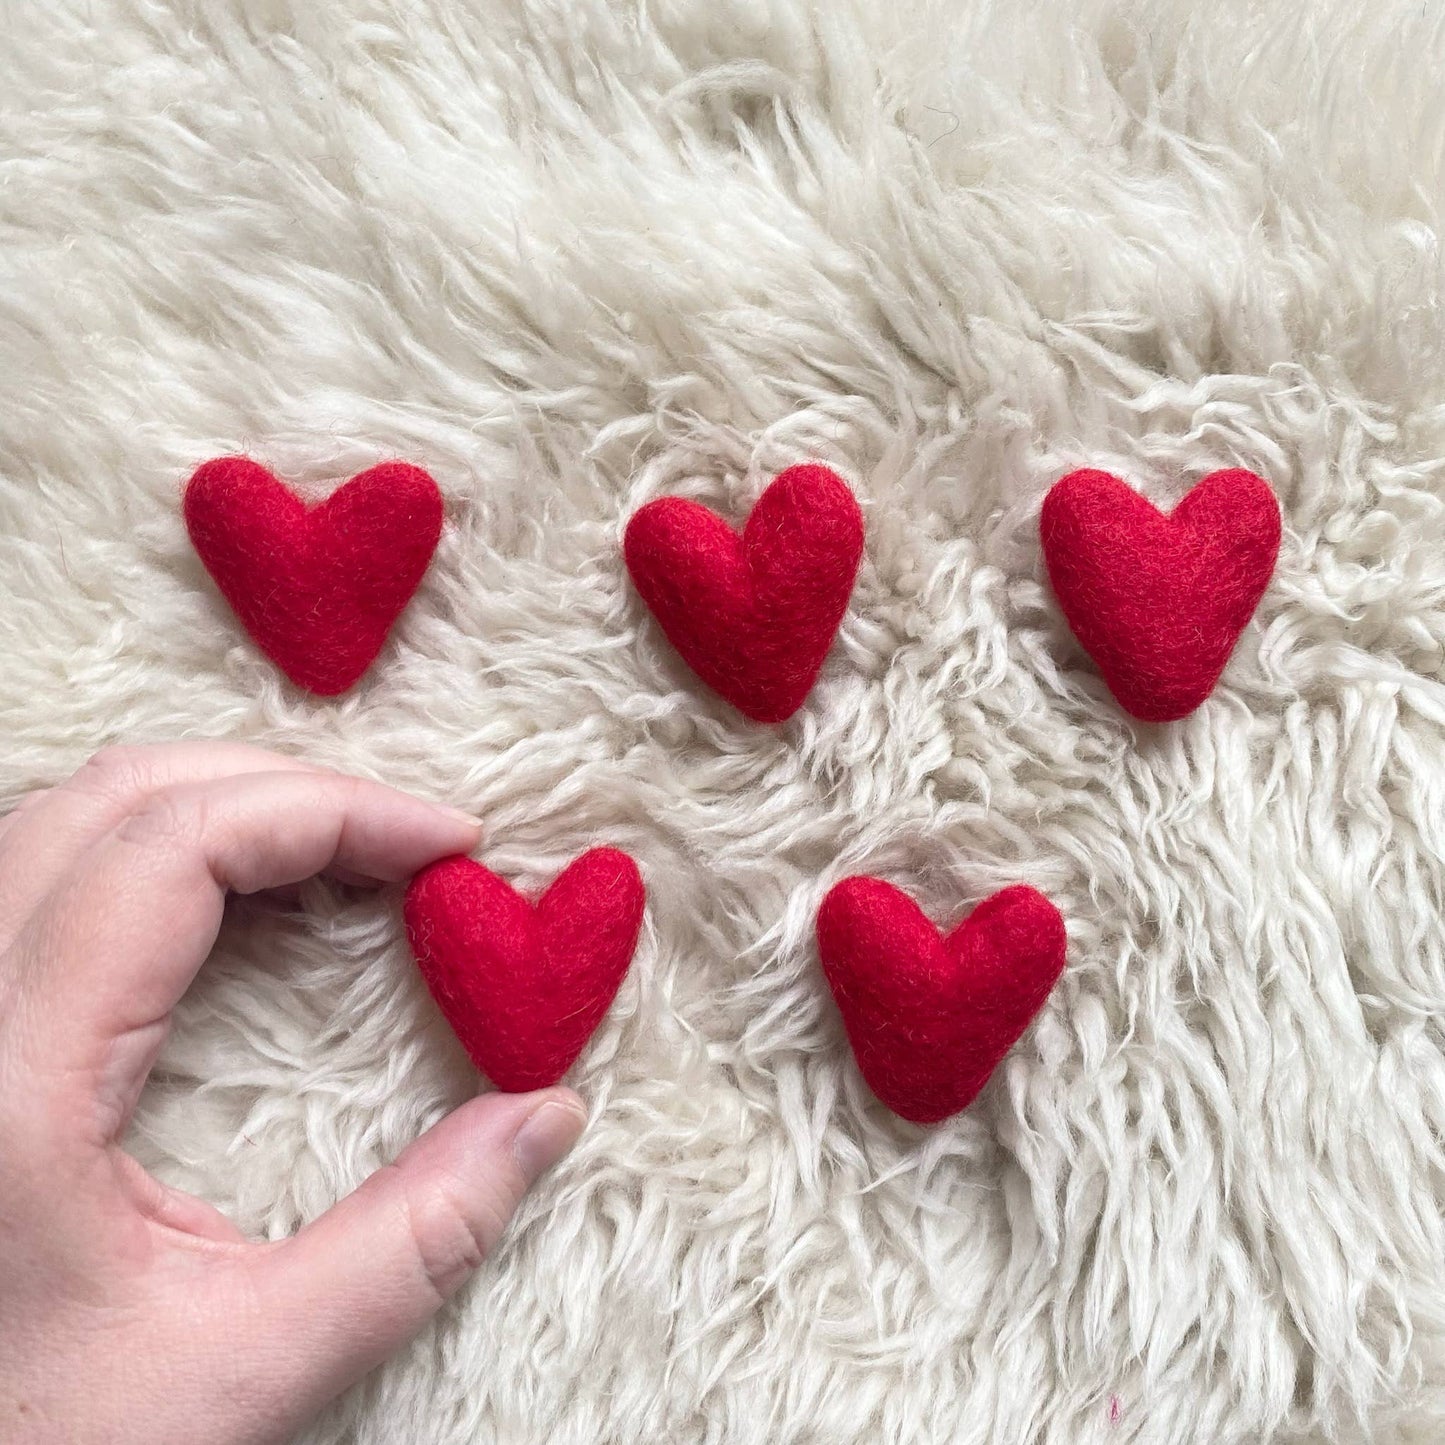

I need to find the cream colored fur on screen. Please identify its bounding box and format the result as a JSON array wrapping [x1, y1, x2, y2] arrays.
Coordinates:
[[2, 2, 1444, 1441]]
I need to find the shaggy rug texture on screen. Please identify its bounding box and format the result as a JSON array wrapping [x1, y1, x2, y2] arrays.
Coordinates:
[[3, 2, 1445, 1442]]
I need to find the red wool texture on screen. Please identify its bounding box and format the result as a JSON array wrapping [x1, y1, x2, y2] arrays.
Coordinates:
[[816, 878, 1067, 1125], [184, 456, 443, 696], [403, 849, 646, 1092], [623, 464, 865, 723], [1040, 467, 1281, 722]]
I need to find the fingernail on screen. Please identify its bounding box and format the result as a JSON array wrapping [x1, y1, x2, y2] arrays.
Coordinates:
[[438, 804, 482, 828], [512, 1096, 587, 1184]]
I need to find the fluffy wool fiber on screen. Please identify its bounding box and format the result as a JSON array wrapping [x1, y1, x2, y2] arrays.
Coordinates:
[[2, 2, 1445, 1443]]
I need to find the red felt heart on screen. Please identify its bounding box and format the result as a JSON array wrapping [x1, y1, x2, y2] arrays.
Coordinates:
[[404, 849, 645, 1091], [816, 878, 1066, 1124], [1040, 467, 1281, 721], [184, 456, 443, 696], [623, 464, 865, 723]]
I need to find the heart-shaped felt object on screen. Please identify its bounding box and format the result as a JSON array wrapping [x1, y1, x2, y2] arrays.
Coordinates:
[[184, 456, 443, 695], [403, 849, 645, 1091], [816, 878, 1066, 1124], [1040, 467, 1281, 721], [623, 464, 865, 722]]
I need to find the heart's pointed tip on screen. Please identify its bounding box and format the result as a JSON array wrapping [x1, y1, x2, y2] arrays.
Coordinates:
[[885, 1096, 975, 1127], [737, 697, 802, 725], [487, 1066, 571, 1093], [283, 665, 371, 696], [1119, 691, 1209, 724]]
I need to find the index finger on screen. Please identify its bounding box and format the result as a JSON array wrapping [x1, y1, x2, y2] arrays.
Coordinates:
[[6, 769, 479, 1084], [0, 742, 326, 945]]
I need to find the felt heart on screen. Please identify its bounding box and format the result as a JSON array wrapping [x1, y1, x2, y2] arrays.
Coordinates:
[[1040, 467, 1281, 721], [816, 878, 1066, 1124], [184, 456, 443, 696], [623, 464, 865, 723], [403, 849, 645, 1091]]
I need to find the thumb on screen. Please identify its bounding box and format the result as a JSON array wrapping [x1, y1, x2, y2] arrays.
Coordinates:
[[242, 1088, 585, 1420]]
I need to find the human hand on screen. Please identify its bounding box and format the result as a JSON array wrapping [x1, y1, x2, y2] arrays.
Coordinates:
[[0, 744, 586, 1445]]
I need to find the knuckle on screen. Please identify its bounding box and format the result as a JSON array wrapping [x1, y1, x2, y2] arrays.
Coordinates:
[[67, 744, 153, 802], [0, 789, 48, 845], [330, 772, 367, 810], [401, 1171, 509, 1303], [6, 790, 49, 822], [113, 791, 200, 852]]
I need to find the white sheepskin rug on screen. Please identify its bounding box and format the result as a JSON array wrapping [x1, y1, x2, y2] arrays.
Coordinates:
[[3, 2, 1445, 1442]]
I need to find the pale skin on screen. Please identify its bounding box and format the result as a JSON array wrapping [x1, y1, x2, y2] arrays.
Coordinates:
[[0, 743, 586, 1444]]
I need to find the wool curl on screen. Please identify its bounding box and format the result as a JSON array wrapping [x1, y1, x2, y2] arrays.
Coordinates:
[[1, 2, 1444, 1443]]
